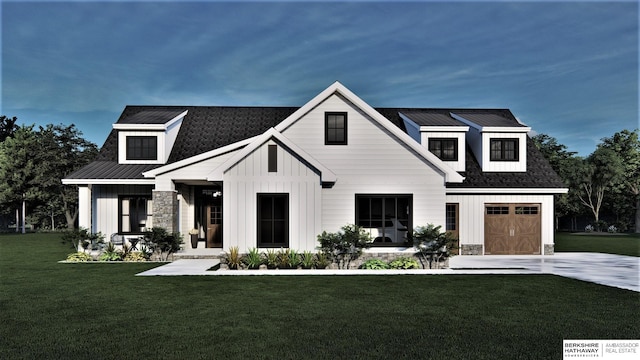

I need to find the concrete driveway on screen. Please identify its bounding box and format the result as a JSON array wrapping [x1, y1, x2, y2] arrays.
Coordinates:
[[137, 253, 639, 292]]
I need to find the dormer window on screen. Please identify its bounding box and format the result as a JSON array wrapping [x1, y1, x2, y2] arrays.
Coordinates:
[[428, 138, 458, 161], [325, 112, 347, 145], [126, 136, 157, 160], [490, 139, 519, 161]]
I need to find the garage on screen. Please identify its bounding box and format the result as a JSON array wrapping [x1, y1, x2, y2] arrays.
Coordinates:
[[484, 203, 541, 255]]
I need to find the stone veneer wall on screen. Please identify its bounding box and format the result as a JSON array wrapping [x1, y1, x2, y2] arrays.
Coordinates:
[[152, 190, 178, 233], [460, 244, 483, 255], [544, 244, 554, 255]]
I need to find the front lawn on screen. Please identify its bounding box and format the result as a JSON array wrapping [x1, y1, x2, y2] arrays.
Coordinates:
[[1, 233, 638, 359], [555, 232, 640, 257]]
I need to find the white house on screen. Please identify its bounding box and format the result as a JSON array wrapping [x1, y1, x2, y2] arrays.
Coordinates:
[[63, 82, 567, 256]]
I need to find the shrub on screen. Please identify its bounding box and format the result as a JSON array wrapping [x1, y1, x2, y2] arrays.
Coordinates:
[[317, 224, 372, 269], [66, 252, 93, 262], [388, 257, 420, 269], [98, 242, 123, 261], [243, 247, 262, 269], [300, 251, 315, 269], [360, 259, 389, 270], [265, 249, 278, 269], [585, 224, 594, 232], [413, 224, 457, 269], [276, 248, 292, 269], [223, 246, 242, 270], [61, 228, 104, 251], [124, 252, 147, 262], [314, 252, 330, 269], [143, 227, 184, 261], [288, 249, 301, 269], [608, 225, 618, 233]]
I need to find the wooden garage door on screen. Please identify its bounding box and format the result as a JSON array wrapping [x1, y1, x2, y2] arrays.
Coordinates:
[[485, 204, 541, 255]]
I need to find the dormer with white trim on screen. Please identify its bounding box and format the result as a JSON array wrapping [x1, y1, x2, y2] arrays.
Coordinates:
[[451, 111, 530, 172], [399, 111, 469, 172], [114, 109, 187, 164]]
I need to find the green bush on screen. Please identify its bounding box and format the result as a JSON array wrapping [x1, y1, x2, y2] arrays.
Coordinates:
[[276, 248, 292, 269], [265, 249, 278, 269], [317, 224, 372, 269], [388, 257, 420, 269], [123, 252, 147, 262], [98, 242, 123, 261], [288, 249, 301, 269], [360, 259, 389, 270], [61, 228, 104, 251], [413, 224, 457, 269], [143, 227, 184, 261], [300, 251, 315, 269], [314, 252, 330, 269], [243, 247, 262, 269], [66, 252, 93, 262]]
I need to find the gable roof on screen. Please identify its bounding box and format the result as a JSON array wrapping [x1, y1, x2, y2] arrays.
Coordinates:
[[64, 82, 564, 191], [207, 128, 337, 183]]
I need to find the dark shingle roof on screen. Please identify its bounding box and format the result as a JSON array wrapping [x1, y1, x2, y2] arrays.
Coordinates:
[[446, 137, 565, 189], [68, 105, 563, 190]]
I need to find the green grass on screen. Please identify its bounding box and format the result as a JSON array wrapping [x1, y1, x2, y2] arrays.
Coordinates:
[[1, 233, 638, 359], [555, 232, 640, 257]]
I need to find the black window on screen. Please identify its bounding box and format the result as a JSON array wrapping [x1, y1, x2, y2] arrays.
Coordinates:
[[268, 145, 277, 172], [257, 194, 289, 247], [428, 138, 458, 161], [126, 136, 157, 160], [356, 194, 411, 245], [119, 196, 152, 234], [490, 139, 519, 161], [325, 112, 347, 145], [446, 203, 458, 231]]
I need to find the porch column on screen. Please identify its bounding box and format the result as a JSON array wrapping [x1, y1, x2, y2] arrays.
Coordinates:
[[152, 190, 179, 233], [78, 185, 92, 231]]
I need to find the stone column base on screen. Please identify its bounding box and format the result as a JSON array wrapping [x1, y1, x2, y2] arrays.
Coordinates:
[[460, 244, 483, 255], [544, 244, 554, 255]]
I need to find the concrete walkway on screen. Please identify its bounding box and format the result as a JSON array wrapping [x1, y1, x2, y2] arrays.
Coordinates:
[[136, 252, 639, 292]]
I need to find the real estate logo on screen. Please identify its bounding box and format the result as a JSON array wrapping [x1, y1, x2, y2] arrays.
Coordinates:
[[563, 340, 639, 359]]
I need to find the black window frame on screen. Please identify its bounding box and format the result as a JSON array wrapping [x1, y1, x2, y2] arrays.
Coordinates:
[[355, 194, 412, 246], [126, 136, 158, 161], [257, 193, 289, 248], [118, 195, 152, 234], [428, 138, 458, 161], [268, 144, 277, 173], [489, 138, 519, 161], [325, 112, 348, 145]]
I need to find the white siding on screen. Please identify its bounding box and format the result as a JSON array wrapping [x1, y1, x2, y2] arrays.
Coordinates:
[[223, 141, 322, 252], [420, 131, 467, 172], [155, 150, 238, 185], [481, 132, 527, 172], [281, 94, 447, 238], [92, 184, 153, 237], [446, 193, 555, 252]]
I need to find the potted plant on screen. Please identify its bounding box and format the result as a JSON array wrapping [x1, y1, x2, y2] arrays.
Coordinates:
[[189, 229, 199, 248]]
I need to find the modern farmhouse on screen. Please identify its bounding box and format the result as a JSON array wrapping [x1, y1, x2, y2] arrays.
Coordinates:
[[63, 82, 567, 256]]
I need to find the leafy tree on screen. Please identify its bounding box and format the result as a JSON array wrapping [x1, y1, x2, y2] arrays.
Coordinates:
[[532, 134, 582, 229], [573, 146, 624, 231], [0, 125, 38, 232], [0, 115, 18, 142], [597, 129, 640, 232], [0, 121, 98, 230]]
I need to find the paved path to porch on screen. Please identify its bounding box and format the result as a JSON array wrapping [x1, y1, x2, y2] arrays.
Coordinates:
[[136, 253, 639, 292]]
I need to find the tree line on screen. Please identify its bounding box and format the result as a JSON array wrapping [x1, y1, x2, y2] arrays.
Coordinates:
[[0, 115, 98, 231], [0, 114, 638, 233], [532, 129, 639, 233]]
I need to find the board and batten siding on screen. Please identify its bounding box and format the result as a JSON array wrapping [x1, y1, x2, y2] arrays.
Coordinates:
[[446, 193, 555, 250], [281, 93, 448, 236], [91, 184, 154, 237], [222, 140, 322, 252]]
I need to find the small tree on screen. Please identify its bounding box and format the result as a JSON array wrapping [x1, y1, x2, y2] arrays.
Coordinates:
[[317, 224, 372, 269], [60, 227, 104, 252], [143, 227, 184, 261], [413, 224, 457, 269]]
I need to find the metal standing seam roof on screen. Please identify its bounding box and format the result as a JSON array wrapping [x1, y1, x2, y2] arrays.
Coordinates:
[[65, 106, 563, 189]]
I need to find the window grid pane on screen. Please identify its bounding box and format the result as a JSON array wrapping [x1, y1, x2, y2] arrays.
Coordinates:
[[325, 112, 347, 145]]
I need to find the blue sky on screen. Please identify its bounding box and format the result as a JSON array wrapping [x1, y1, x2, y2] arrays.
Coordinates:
[[2, 1, 638, 156]]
